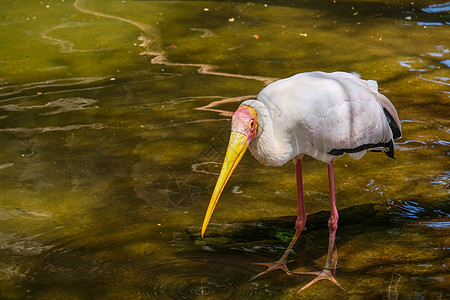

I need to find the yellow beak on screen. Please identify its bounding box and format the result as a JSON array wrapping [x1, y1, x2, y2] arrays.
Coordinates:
[[201, 131, 249, 237]]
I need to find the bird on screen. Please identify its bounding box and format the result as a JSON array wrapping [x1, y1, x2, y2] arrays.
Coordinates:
[[200, 71, 402, 293]]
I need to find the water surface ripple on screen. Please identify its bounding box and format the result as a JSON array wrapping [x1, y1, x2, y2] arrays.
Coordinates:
[[0, 0, 449, 299]]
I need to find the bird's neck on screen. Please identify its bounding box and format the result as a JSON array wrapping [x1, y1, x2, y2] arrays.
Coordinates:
[[244, 100, 292, 167]]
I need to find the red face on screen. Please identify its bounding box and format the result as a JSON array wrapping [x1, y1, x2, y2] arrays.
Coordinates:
[[231, 105, 258, 144]]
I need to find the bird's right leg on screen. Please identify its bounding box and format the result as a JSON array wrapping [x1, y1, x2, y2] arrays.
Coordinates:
[[251, 158, 306, 280]]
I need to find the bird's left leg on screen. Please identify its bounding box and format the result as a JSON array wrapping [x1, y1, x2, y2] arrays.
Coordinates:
[[293, 161, 344, 292], [251, 158, 306, 280]]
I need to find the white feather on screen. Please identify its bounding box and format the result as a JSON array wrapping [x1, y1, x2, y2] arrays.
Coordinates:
[[241, 71, 399, 165]]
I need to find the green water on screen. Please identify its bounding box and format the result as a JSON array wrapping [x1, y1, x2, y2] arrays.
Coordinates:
[[0, 0, 448, 299]]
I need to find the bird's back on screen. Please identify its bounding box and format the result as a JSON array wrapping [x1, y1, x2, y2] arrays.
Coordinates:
[[255, 71, 401, 163]]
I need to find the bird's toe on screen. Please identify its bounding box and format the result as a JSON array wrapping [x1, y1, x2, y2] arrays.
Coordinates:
[[250, 259, 295, 281], [293, 269, 344, 293]]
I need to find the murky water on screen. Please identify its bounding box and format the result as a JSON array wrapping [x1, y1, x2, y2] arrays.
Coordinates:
[[0, 0, 448, 299]]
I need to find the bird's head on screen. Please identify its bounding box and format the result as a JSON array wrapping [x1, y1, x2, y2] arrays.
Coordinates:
[[231, 105, 258, 142], [201, 105, 258, 237]]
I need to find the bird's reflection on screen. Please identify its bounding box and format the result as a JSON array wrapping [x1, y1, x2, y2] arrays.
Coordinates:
[[293, 238, 343, 293]]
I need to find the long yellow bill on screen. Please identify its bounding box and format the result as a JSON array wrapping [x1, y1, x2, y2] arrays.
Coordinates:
[[201, 131, 249, 237]]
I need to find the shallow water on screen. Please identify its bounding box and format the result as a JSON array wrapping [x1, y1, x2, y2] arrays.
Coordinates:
[[0, 0, 449, 299]]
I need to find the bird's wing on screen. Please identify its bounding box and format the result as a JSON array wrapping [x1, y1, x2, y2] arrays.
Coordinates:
[[302, 96, 393, 156], [293, 74, 394, 161], [256, 72, 400, 162]]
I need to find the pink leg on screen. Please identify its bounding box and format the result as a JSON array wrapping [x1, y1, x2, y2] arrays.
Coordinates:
[[325, 161, 339, 270], [295, 158, 307, 232], [327, 161, 338, 244], [251, 158, 306, 280], [294, 161, 344, 292]]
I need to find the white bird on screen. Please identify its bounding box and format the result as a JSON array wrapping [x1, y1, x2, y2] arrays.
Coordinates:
[[201, 71, 402, 292]]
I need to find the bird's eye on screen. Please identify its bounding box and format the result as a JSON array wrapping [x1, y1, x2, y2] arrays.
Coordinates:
[[249, 121, 254, 129]]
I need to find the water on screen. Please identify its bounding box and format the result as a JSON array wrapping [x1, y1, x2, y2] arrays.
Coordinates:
[[0, 0, 449, 299]]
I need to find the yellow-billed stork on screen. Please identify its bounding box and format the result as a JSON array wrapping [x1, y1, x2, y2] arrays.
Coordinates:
[[201, 71, 402, 292]]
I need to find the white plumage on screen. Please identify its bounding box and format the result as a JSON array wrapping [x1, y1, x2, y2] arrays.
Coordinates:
[[242, 71, 401, 165]]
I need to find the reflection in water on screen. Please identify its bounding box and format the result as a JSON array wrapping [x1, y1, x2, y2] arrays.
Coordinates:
[[418, 221, 450, 229], [388, 273, 401, 300], [0, 0, 449, 299], [0, 163, 14, 170], [194, 96, 255, 117], [26, 243, 278, 299], [74, 0, 278, 87], [398, 44, 450, 87], [394, 140, 427, 151], [0, 232, 53, 255], [0, 97, 97, 115], [0, 77, 107, 102], [0, 123, 105, 133], [387, 199, 450, 224], [142, 252, 273, 299], [42, 22, 113, 53], [422, 2, 450, 14], [164, 174, 204, 208], [417, 75, 450, 86], [389, 200, 426, 219], [431, 171, 450, 186], [190, 27, 214, 38]]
